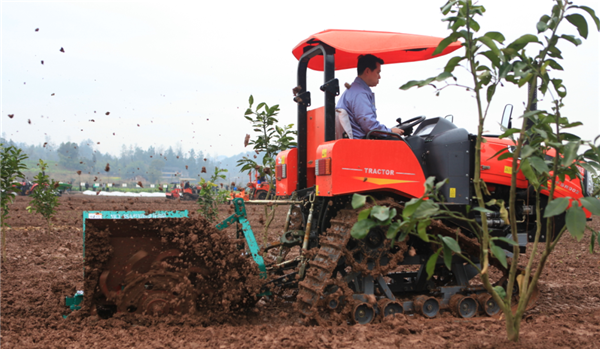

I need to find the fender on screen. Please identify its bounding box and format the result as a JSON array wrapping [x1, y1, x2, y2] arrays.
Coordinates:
[[315, 139, 426, 198]]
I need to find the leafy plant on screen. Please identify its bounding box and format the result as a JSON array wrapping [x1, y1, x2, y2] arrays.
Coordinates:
[[353, 0, 600, 342], [238, 95, 297, 195], [1, 143, 28, 261], [237, 95, 297, 241], [197, 167, 227, 222], [26, 160, 61, 228]]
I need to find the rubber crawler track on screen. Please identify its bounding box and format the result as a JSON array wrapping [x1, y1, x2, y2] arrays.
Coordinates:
[[296, 209, 355, 318], [295, 203, 539, 322]]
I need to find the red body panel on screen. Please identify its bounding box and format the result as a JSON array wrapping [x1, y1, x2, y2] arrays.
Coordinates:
[[305, 107, 324, 188], [481, 137, 589, 217], [276, 148, 298, 196], [315, 139, 426, 198], [480, 137, 528, 189]]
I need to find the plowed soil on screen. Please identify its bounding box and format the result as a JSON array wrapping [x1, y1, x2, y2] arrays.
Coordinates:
[[2, 193, 600, 348]]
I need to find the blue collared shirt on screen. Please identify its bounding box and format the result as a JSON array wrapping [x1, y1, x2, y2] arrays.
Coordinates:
[[336, 77, 391, 139]]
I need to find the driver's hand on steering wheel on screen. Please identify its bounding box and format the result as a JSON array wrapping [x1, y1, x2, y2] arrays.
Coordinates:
[[391, 127, 405, 135]]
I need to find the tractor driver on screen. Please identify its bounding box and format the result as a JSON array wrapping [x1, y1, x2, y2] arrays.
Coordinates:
[[336, 54, 404, 139]]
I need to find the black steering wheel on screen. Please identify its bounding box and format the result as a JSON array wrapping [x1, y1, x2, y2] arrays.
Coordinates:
[[395, 116, 426, 136]]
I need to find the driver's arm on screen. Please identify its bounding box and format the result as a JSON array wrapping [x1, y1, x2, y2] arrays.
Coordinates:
[[352, 92, 392, 135], [391, 127, 404, 135]]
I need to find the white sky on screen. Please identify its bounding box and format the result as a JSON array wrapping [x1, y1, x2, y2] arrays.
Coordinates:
[[2, 0, 599, 158]]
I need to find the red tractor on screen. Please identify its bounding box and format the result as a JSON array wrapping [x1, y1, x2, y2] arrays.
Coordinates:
[[165, 182, 199, 201], [265, 29, 594, 323], [82, 29, 595, 323], [247, 169, 273, 200]]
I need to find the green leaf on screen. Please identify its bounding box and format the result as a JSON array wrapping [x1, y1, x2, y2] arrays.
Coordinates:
[[371, 205, 390, 222], [399, 80, 421, 90], [440, 1, 454, 15], [560, 34, 582, 46], [435, 179, 448, 191], [402, 198, 422, 219], [415, 200, 439, 219], [566, 13, 589, 38], [498, 129, 520, 140], [442, 243, 453, 270], [580, 197, 600, 216], [248, 95, 254, 107], [566, 203, 586, 241], [520, 158, 539, 187], [486, 84, 496, 103], [397, 229, 409, 242], [490, 242, 508, 268], [417, 219, 431, 242], [352, 193, 367, 209], [492, 236, 519, 246], [493, 285, 507, 299], [433, 33, 460, 56], [425, 250, 441, 280], [529, 156, 549, 174], [537, 20, 548, 33], [382, 208, 398, 226], [484, 31, 505, 43], [518, 73, 533, 88], [472, 206, 495, 214], [480, 51, 500, 68], [424, 176, 436, 191], [386, 221, 401, 240], [351, 219, 377, 240], [570, 5, 600, 31], [440, 235, 461, 253], [478, 36, 501, 56], [561, 141, 580, 166], [563, 121, 583, 129], [545, 197, 570, 217], [357, 208, 372, 221], [545, 59, 564, 71], [507, 34, 539, 51], [520, 145, 536, 159], [444, 56, 464, 73]]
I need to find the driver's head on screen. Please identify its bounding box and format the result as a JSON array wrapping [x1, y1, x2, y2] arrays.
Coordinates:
[[357, 54, 384, 87]]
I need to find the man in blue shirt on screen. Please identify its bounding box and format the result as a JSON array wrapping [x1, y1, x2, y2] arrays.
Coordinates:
[[336, 54, 404, 139]]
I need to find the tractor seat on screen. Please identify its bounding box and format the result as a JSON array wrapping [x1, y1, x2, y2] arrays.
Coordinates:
[[335, 108, 353, 139]]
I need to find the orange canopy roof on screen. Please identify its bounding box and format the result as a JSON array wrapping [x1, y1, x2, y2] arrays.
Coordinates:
[[292, 29, 461, 71]]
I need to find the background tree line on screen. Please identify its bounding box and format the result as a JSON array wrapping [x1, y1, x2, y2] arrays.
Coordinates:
[[0, 136, 257, 187]]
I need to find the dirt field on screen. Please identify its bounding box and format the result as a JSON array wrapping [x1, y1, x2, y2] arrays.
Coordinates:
[[2, 193, 600, 348]]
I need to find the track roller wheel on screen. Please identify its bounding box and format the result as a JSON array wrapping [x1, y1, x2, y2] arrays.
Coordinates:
[[414, 295, 439, 318], [352, 301, 375, 325], [450, 294, 478, 318], [477, 293, 500, 316], [378, 299, 403, 318]]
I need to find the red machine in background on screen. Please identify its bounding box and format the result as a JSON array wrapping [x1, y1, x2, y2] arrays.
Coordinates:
[[165, 182, 199, 201], [247, 169, 273, 200]]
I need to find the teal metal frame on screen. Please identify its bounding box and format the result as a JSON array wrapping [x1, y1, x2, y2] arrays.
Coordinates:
[[66, 210, 189, 316], [216, 198, 267, 279], [82, 210, 189, 262], [69, 206, 272, 316]]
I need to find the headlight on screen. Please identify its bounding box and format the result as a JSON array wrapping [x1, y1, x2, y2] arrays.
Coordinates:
[[584, 170, 595, 196]]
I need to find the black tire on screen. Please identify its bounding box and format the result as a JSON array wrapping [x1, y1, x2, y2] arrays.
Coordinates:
[[256, 190, 268, 200], [182, 193, 199, 201]]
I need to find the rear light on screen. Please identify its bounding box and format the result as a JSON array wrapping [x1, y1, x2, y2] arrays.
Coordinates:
[[315, 157, 332, 176], [276, 164, 287, 179]]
